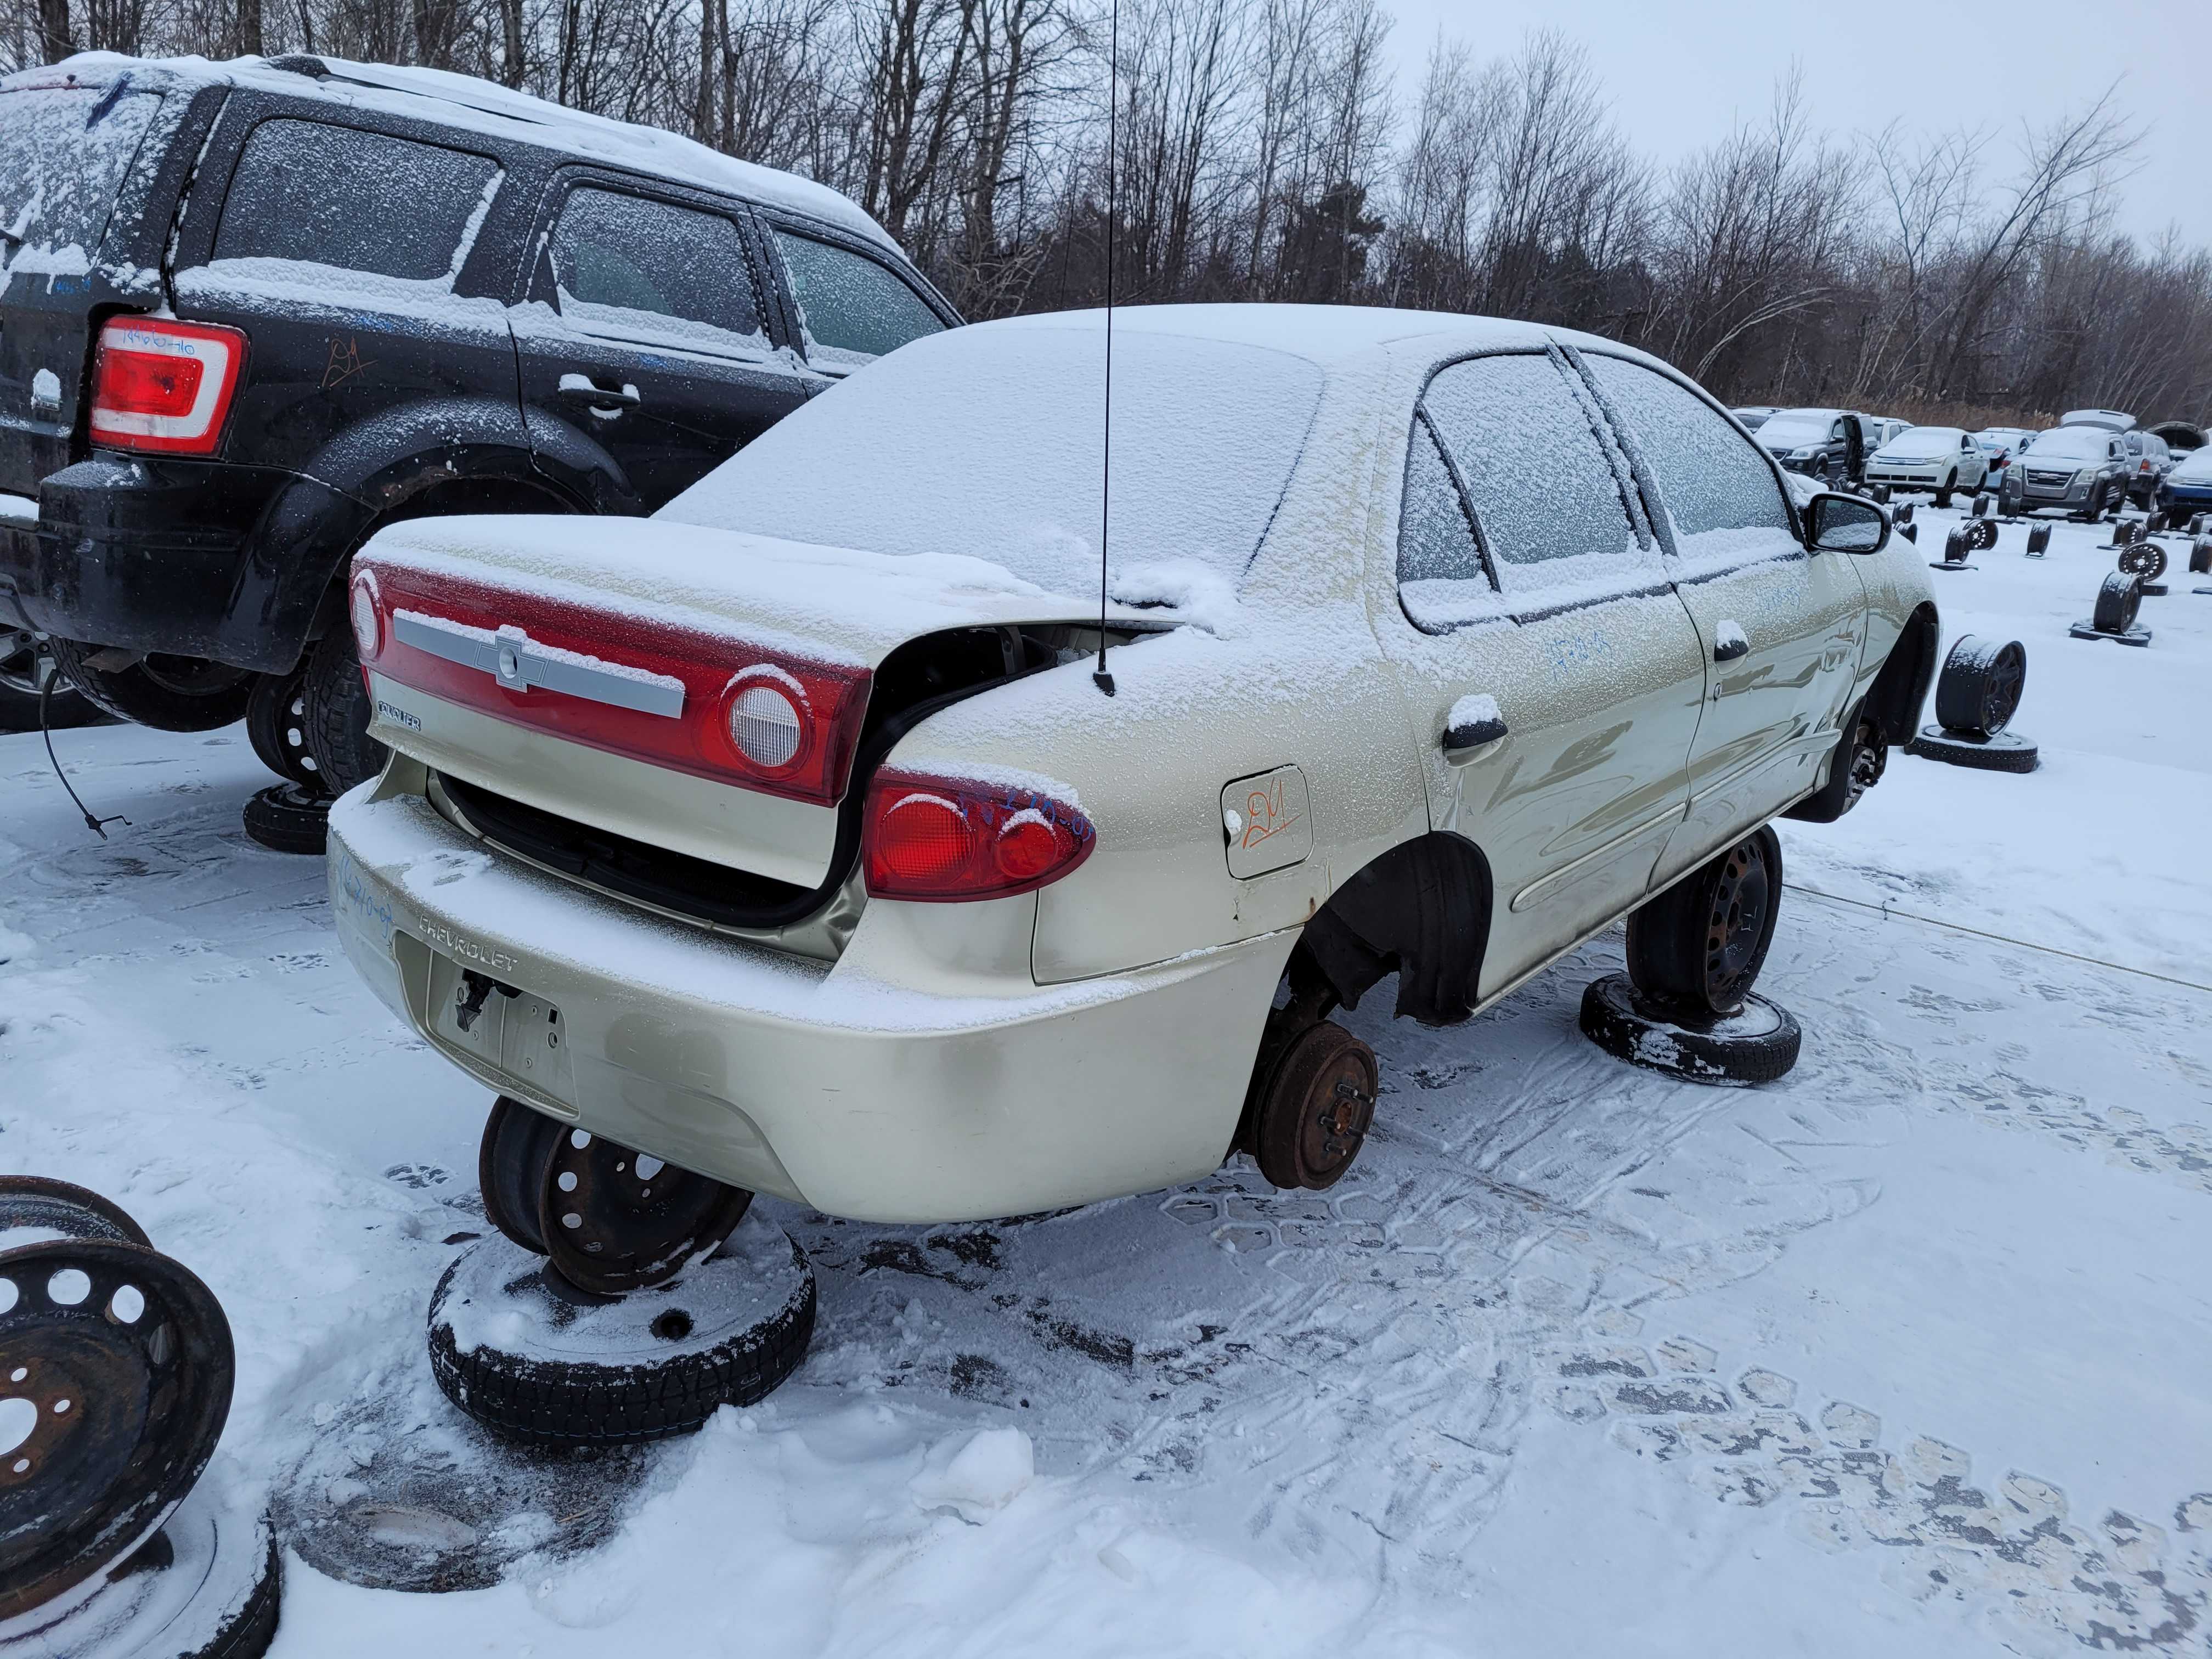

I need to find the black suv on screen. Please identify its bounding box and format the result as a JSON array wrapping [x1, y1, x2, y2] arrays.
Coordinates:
[[0, 53, 956, 794], [1753, 407, 1870, 489]]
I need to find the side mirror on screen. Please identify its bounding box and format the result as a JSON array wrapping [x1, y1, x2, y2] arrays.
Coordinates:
[[1806, 490, 1889, 554]]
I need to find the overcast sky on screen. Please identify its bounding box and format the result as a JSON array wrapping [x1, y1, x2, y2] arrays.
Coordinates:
[[1383, 0, 2212, 247]]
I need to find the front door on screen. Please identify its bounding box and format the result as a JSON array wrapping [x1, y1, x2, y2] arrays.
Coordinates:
[[512, 175, 811, 511], [1376, 348, 1709, 997], [1575, 351, 1866, 884]]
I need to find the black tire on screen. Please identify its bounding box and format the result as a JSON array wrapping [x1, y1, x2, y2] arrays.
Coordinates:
[[1933, 472, 1955, 509], [2191, 536, 2212, 576], [1906, 725, 2039, 774], [1892, 501, 1915, 527], [2027, 523, 2052, 557], [1938, 524, 1973, 565], [1578, 973, 1802, 1087], [426, 1222, 815, 1448], [1932, 635, 2027, 739], [242, 670, 321, 790], [1971, 490, 1993, 517], [240, 782, 329, 855], [300, 627, 386, 795], [44, 638, 253, 733], [2092, 570, 2143, 635], [1625, 826, 1782, 1017], [1, 1480, 281, 1659], [476, 1095, 561, 1255]]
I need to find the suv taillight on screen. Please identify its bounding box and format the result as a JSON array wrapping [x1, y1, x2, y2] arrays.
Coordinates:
[[862, 772, 1094, 902], [88, 317, 247, 455]]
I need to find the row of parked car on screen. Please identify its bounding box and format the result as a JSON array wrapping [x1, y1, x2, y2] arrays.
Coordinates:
[[1730, 404, 2203, 518], [2, 52, 1936, 1237]]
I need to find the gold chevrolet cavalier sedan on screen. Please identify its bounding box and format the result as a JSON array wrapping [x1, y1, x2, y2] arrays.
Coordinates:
[[326, 305, 1937, 1291]]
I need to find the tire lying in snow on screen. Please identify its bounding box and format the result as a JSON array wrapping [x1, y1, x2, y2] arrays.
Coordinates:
[[0, 1475, 281, 1659], [427, 1214, 815, 1449], [1578, 973, 1802, 1087], [240, 783, 329, 856], [1931, 635, 2026, 740], [1906, 726, 2040, 772]]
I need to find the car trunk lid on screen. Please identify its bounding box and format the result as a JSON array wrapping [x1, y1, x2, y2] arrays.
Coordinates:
[[354, 514, 1143, 896]]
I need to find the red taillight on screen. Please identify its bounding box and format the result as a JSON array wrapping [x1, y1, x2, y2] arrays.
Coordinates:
[[863, 773, 1093, 902], [88, 317, 247, 455]]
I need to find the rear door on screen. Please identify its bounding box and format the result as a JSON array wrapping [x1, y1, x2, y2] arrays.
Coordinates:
[[1375, 348, 1709, 995], [171, 111, 517, 476], [1578, 351, 1866, 884], [512, 175, 807, 509]]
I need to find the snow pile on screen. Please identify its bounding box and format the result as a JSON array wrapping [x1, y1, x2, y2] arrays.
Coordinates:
[[909, 1425, 1035, 1522]]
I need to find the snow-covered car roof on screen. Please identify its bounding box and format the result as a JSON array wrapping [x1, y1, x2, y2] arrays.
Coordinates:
[[6, 52, 896, 252], [981, 302, 1576, 367]]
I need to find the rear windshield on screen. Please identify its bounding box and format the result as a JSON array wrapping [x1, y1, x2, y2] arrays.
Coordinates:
[[0, 84, 165, 268], [662, 324, 1325, 599]]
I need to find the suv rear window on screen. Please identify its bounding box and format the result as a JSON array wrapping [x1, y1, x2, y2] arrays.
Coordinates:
[[0, 86, 164, 261], [213, 120, 499, 280]]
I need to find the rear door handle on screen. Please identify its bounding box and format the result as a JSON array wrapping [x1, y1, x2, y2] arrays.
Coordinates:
[[1713, 623, 1750, 663], [1443, 697, 1509, 765], [557, 372, 641, 411]]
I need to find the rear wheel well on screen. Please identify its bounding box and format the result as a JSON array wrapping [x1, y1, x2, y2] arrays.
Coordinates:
[[1866, 602, 1938, 745], [1294, 832, 1493, 1028]]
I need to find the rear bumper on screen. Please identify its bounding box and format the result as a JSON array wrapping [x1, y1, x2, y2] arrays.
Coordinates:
[[326, 773, 1293, 1224], [0, 455, 349, 673]]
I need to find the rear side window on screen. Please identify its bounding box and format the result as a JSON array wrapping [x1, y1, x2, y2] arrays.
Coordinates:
[[0, 86, 165, 260], [1398, 416, 1487, 586], [1582, 356, 1794, 546], [549, 187, 764, 351], [772, 230, 943, 366], [1413, 352, 1652, 619], [214, 120, 498, 280]]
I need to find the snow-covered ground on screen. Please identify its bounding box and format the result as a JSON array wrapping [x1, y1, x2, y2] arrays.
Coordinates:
[[3, 503, 2208, 1657]]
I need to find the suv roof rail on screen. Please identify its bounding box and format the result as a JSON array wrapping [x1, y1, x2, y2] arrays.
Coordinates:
[[262, 54, 330, 77]]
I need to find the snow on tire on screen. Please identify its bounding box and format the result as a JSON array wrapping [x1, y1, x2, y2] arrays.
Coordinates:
[[1577, 973, 1802, 1087], [0, 1472, 281, 1659], [427, 1212, 815, 1449]]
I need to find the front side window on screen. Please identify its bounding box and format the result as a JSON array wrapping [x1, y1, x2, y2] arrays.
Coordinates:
[[213, 120, 498, 280], [1413, 352, 1651, 618], [772, 230, 944, 366], [1582, 355, 1795, 556], [549, 187, 764, 352]]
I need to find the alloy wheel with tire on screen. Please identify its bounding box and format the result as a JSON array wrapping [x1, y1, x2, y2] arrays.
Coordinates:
[[299, 628, 387, 795], [43, 639, 253, 733], [1625, 826, 1784, 1018], [1932, 635, 2027, 740], [0, 628, 96, 731]]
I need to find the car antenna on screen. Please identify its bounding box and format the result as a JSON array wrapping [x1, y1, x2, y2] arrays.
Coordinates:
[[1091, 0, 1120, 699]]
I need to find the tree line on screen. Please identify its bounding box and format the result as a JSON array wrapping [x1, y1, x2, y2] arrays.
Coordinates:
[[11, 0, 2209, 426]]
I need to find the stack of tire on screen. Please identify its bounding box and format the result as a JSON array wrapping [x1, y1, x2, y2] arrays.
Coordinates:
[[425, 1098, 816, 1448], [0, 1178, 276, 1659], [1908, 636, 2037, 772]]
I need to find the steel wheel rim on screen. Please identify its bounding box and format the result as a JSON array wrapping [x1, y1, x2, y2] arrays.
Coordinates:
[[1703, 841, 1771, 1009], [0, 1178, 150, 1249], [535, 1130, 751, 1295], [0, 1240, 234, 1618]]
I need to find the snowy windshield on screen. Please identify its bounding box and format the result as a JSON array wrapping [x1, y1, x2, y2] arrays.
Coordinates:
[[662, 324, 1325, 598], [1878, 427, 1957, 458], [2022, 427, 2109, 461], [1757, 411, 1832, 444]]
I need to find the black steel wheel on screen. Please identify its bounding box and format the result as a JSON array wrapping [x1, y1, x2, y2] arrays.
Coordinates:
[[1626, 826, 1784, 1017], [1252, 1020, 1377, 1192], [2027, 523, 2052, 556], [2191, 535, 2212, 575], [1939, 524, 1973, 564], [427, 1222, 815, 1448], [242, 671, 321, 790], [2092, 570, 2143, 635], [0, 1240, 234, 1620], [1932, 635, 2027, 740], [0, 1177, 150, 1249], [43, 641, 253, 734], [240, 783, 328, 856], [2118, 541, 2168, 582], [537, 1127, 753, 1296], [1966, 515, 1999, 552]]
